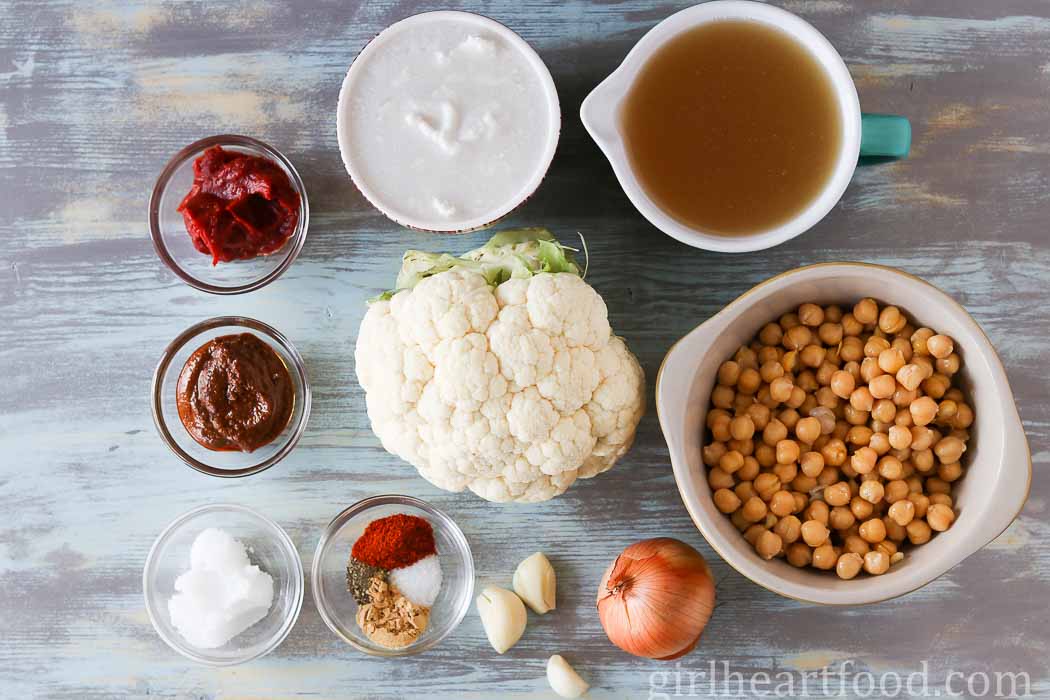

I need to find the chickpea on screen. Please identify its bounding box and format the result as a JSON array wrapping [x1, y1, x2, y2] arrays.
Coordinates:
[[812, 544, 838, 570], [718, 450, 744, 475], [786, 542, 812, 568], [905, 396, 936, 427], [840, 313, 863, 337], [713, 488, 742, 514], [810, 407, 837, 435], [869, 432, 891, 455], [815, 386, 839, 410], [888, 424, 912, 450], [922, 373, 951, 399], [805, 499, 830, 525], [828, 505, 855, 531], [875, 539, 898, 558], [843, 404, 869, 426], [775, 439, 801, 465], [780, 312, 801, 330], [911, 327, 934, 356], [929, 493, 954, 508], [702, 441, 727, 467], [779, 408, 801, 432], [746, 403, 771, 431], [755, 443, 776, 468], [780, 350, 799, 374], [738, 455, 762, 479], [827, 370, 854, 400], [717, 360, 741, 386], [728, 416, 754, 442], [936, 353, 961, 376], [774, 515, 802, 544], [863, 550, 890, 575], [906, 518, 932, 545], [891, 336, 914, 362], [755, 530, 784, 559], [850, 446, 877, 475], [786, 386, 806, 409], [754, 473, 781, 501], [908, 493, 930, 518], [859, 518, 887, 543], [818, 322, 843, 346], [730, 509, 750, 531], [735, 346, 759, 369], [952, 403, 974, 429], [871, 399, 895, 424], [798, 303, 824, 327], [759, 322, 783, 346], [848, 495, 873, 520], [801, 520, 830, 547], [934, 436, 966, 464], [734, 368, 758, 395], [760, 360, 785, 383], [878, 306, 906, 334], [784, 325, 813, 351], [927, 504, 956, 531], [799, 344, 826, 369], [734, 481, 755, 502], [743, 524, 767, 546], [869, 374, 897, 400], [799, 451, 824, 478], [888, 499, 916, 526], [910, 426, 938, 451], [884, 518, 908, 543], [864, 336, 891, 359], [769, 490, 796, 517], [794, 417, 821, 445], [878, 347, 906, 374], [757, 345, 781, 366], [821, 438, 847, 466], [853, 298, 879, 325], [859, 480, 885, 504], [938, 461, 963, 483], [927, 334, 954, 359], [836, 552, 864, 579], [728, 437, 754, 457], [741, 496, 768, 523], [708, 468, 734, 490], [792, 472, 817, 491], [884, 479, 910, 504], [762, 419, 788, 446], [876, 456, 903, 481], [846, 425, 874, 447], [767, 377, 792, 404], [842, 534, 870, 556], [824, 482, 852, 507]]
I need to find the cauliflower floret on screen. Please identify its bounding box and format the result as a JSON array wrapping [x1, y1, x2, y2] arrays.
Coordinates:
[[355, 270, 645, 503]]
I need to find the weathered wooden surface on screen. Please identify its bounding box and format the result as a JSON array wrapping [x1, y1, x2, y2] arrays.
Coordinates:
[[2, 1, 1049, 698]]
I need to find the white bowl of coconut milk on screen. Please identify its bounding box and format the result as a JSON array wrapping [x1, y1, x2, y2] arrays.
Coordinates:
[[337, 11, 561, 233]]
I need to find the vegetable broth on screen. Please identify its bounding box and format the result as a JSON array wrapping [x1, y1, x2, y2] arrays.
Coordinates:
[[621, 20, 843, 236]]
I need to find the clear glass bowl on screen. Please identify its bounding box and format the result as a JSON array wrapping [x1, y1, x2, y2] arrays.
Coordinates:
[[149, 134, 309, 295], [143, 503, 304, 666], [151, 316, 311, 477], [312, 495, 474, 656]]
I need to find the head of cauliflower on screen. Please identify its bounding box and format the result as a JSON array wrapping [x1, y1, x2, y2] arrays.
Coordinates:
[[355, 233, 646, 503]]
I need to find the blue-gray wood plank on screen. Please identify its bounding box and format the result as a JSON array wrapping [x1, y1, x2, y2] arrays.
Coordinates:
[[2, 1, 1048, 698]]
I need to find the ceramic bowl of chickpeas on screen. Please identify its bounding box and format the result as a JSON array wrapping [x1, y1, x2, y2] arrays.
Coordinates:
[[656, 263, 1030, 605]]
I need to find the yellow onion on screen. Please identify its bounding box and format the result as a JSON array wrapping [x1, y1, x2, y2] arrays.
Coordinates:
[[596, 538, 715, 660]]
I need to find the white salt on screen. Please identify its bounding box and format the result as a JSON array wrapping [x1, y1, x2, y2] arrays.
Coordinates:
[[167, 528, 274, 649], [389, 554, 442, 607]]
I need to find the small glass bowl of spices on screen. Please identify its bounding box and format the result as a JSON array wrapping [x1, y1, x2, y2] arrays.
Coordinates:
[[143, 503, 304, 666], [150, 134, 309, 295], [151, 316, 311, 477], [312, 495, 474, 656]]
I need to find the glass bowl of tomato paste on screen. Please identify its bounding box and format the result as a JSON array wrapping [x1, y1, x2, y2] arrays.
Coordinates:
[[312, 495, 475, 656], [150, 135, 309, 295]]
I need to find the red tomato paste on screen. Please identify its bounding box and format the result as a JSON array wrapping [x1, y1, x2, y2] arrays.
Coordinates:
[[177, 145, 300, 265]]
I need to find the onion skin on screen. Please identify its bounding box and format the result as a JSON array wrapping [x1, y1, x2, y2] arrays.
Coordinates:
[[596, 538, 715, 660]]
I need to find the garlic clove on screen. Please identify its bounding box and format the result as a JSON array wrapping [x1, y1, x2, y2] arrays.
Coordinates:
[[547, 654, 589, 698], [512, 552, 556, 614], [476, 586, 527, 654]]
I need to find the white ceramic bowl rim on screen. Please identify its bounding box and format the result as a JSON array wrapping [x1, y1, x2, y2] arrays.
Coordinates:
[[336, 10, 561, 233], [142, 503, 305, 666], [580, 0, 862, 253], [656, 263, 1032, 604]]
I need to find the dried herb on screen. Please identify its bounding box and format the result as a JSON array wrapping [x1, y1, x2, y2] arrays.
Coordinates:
[[347, 557, 387, 604]]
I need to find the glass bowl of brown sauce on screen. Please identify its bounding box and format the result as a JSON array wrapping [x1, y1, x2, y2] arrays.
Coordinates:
[[151, 316, 311, 477]]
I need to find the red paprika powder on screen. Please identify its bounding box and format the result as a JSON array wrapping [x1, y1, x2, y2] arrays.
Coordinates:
[[352, 513, 436, 570]]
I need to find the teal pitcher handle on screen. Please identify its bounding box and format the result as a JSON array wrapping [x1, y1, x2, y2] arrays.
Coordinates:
[[860, 113, 911, 158]]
